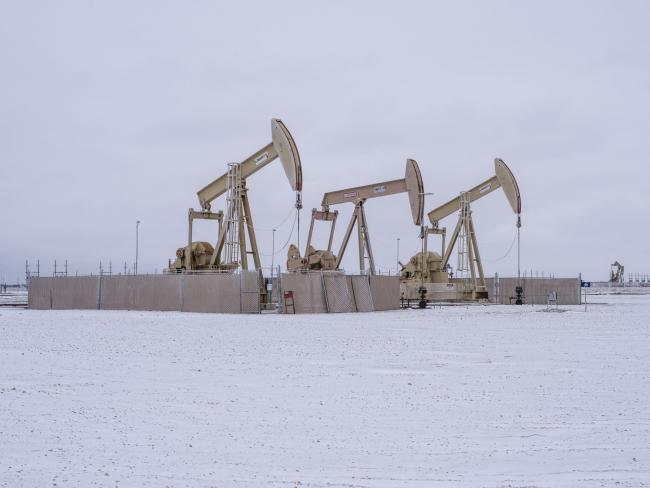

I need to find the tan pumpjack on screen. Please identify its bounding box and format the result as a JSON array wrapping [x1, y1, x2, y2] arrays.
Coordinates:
[[184, 118, 302, 272], [423, 158, 521, 299], [298, 159, 424, 274]]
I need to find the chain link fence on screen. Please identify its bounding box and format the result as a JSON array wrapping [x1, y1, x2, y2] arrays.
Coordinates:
[[29, 272, 262, 313], [28, 271, 400, 314], [487, 276, 581, 305], [323, 273, 356, 313], [278, 272, 400, 313]]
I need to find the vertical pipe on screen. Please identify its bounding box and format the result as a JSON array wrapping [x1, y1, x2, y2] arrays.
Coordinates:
[[295, 192, 302, 252], [517, 215, 521, 284], [420, 225, 425, 292]]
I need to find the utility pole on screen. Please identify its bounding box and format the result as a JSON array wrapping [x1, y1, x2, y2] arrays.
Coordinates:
[[135, 220, 140, 275], [271, 228, 276, 279], [396, 238, 400, 275]]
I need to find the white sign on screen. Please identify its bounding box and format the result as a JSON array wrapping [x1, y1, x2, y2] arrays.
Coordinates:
[[255, 152, 270, 165]]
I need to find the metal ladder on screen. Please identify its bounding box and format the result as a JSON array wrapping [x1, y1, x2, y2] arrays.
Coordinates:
[[456, 191, 470, 279], [224, 162, 242, 267]]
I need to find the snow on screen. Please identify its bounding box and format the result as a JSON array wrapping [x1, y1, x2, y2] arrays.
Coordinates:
[[1, 295, 649, 487], [0, 290, 27, 307]]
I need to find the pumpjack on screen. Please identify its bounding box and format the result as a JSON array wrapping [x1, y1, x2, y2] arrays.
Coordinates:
[[288, 159, 424, 274], [400, 158, 521, 301]]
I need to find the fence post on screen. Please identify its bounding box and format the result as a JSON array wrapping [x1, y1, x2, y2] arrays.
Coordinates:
[[180, 273, 186, 312], [239, 271, 243, 314], [277, 270, 284, 314], [97, 275, 103, 310], [321, 271, 330, 313], [256, 268, 260, 313], [367, 274, 375, 312]]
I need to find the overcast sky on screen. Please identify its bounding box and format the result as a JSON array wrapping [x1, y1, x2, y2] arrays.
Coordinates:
[[1, 1, 648, 283]]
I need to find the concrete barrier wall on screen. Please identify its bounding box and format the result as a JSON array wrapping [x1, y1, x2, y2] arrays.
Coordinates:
[[486, 277, 581, 305]]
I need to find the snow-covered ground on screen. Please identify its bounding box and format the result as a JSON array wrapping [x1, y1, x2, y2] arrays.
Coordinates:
[[1, 295, 649, 487], [0, 290, 27, 307]]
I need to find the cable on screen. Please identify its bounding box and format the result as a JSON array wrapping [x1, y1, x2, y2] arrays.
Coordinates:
[[259, 210, 299, 257], [245, 205, 296, 234], [484, 228, 518, 262]]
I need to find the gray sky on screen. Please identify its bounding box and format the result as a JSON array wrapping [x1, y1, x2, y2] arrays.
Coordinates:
[[1, 0, 649, 283]]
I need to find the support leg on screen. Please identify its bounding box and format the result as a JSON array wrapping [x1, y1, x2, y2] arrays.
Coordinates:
[[357, 204, 365, 273], [468, 216, 486, 289], [305, 210, 316, 257], [441, 218, 463, 270], [242, 191, 266, 299], [242, 192, 262, 271], [466, 218, 478, 295], [238, 197, 248, 270], [335, 208, 359, 270], [360, 205, 376, 275]]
